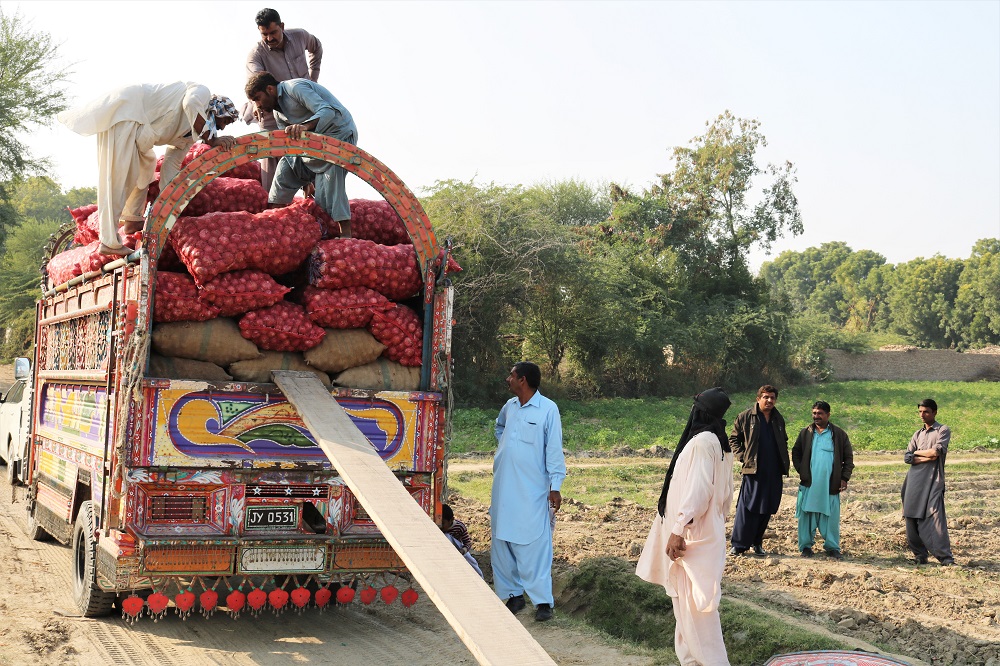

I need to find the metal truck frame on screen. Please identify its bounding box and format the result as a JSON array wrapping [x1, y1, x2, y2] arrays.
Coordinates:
[[22, 132, 455, 620]]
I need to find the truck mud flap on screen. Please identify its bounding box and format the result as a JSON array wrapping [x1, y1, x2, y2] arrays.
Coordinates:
[[272, 371, 555, 666]]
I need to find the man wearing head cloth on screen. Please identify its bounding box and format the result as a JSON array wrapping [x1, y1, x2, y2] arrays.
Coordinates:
[[636, 387, 734, 666], [59, 83, 240, 255]]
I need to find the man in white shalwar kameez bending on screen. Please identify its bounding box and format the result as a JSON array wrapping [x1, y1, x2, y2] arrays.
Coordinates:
[[490, 361, 566, 622], [636, 387, 734, 666], [58, 83, 239, 255]]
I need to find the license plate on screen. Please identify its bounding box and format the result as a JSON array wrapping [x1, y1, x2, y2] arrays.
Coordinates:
[[239, 546, 327, 573], [245, 505, 299, 530]]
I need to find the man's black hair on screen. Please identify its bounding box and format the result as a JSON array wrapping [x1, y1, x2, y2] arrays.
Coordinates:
[[918, 398, 938, 412], [513, 361, 541, 389], [757, 384, 779, 398], [441, 504, 454, 522], [812, 400, 831, 414], [245, 71, 279, 98], [255, 8, 281, 26]]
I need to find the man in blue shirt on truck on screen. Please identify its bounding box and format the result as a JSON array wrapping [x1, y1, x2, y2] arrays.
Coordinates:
[[245, 72, 358, 235]]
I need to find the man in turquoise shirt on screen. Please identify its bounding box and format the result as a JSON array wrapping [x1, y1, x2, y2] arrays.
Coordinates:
[[491, 362, 566, 622], [792, 400, 855, 559], [245, 72, 358, 233]]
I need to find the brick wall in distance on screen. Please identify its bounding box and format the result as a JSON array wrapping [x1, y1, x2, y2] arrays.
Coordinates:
[[825, 349, 1000, 382]]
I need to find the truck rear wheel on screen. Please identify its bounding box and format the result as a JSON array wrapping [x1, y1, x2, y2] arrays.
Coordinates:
[[24, 505, 50, 541], [72, 501, 116, 617]]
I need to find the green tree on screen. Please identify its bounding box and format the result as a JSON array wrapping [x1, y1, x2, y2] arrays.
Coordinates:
[[0, 217, 59, 360], [0, 8, 69, 247], [835, 251, 891, 332], [887, 255, 964, 347], [659, 110, 803, 261], [423, 179, 565, 403], [953, 238, 1000, 347], [10, 176, 96, 222]]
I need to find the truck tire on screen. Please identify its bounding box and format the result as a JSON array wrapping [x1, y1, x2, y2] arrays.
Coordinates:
[[72, 501, 116, 617], [6, 457, 19, 486], [25, 506, 51, 541]]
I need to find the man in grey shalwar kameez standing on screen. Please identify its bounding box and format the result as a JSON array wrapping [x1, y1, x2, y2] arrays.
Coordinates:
[[901, 398, 955, 566]]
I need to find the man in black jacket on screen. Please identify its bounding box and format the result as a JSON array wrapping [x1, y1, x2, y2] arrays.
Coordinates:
[[729, 385, 789, 555], [791, 401, 854, 559]]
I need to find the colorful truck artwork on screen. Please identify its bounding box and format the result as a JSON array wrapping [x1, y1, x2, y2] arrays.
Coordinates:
[[20, 132, 455, 621]]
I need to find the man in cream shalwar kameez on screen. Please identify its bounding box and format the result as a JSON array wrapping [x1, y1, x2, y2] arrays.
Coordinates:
[[637, 388, 734, 666], [58, 83, 238, 254]]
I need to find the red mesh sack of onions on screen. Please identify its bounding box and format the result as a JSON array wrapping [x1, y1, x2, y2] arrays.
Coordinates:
[[302, 286, 392, 329], [367, 304, 423, 366], [294, 196, 340, 238], [238, 301, 325, 352], [46, 229, 139, 285], [146, 175, 160, 204], [180, 143, 261, 181], [47, 246, 87, 285], [156, 143, 262, 181], [77, 230, 142, 274], [156, 236, 185, 271], [348, 199, 409, 245], [154, 272, 221, 323], [69, 204, 97, 223], [309, 239, 423, 300], [170, 198, 323, 286], [71, 206, 100, 245], [181, 177, 268, 217], [199, 270, 291, 317]]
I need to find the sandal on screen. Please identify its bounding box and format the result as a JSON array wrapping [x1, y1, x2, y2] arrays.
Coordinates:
[[99, 243, 132, 256]]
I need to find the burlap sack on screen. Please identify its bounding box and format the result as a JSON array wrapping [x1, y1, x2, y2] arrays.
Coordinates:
[[334, 359, 421, 391], [303, 329, 387, 373], [228, 351, 331, 385], [151, 319, 260, 366], [148, 353, 232, 381]]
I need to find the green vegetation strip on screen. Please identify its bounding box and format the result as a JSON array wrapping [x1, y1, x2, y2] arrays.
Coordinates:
[[451, 381, 1000, 454], [560, 557, 843, 664]]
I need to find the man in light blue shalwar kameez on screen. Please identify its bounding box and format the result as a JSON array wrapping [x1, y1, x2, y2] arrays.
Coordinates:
[[245, 72, 358, 231], [792, 401, 854, 559], [490, 362, 566, 622]]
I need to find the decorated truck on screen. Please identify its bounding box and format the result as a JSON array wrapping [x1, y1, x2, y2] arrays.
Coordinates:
[[20, 132, 456, 620]]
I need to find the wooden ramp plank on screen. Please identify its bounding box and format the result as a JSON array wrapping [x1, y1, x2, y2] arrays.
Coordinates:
[[272, 371, 556, 666]]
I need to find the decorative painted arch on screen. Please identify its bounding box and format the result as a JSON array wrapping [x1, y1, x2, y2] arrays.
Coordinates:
[[146, 131, 440, 272]]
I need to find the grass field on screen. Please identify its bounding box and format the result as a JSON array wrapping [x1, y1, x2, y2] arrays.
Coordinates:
[[450, 380, 1000, 454]]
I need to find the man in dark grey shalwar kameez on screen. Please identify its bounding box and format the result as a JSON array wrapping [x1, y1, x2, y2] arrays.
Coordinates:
[[901, 398, 955, 566]]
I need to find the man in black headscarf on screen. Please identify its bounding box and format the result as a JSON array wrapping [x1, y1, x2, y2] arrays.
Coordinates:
[[636, 388, 734, 666]]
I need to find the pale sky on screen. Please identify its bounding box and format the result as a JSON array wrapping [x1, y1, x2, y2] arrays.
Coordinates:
[[6, 0, 1000, 271]]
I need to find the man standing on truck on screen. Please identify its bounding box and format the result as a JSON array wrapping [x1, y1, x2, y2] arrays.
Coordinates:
[[244, 7, 324, 192], [491, 362, 566, 622], [58, 84, 239, 255], [729, 384, 789, 556], [245, 72, 357, 236]]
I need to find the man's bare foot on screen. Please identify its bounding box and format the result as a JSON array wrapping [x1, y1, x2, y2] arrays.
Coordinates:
[[99, 243, 132, 256], [120, 219, 144, 234]]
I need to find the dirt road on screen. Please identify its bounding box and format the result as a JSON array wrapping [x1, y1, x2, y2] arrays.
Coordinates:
[[0, 473, 646, 666]]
